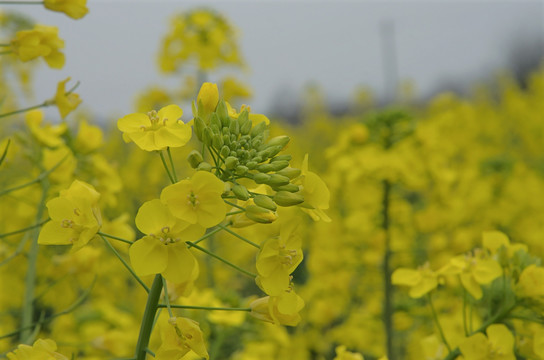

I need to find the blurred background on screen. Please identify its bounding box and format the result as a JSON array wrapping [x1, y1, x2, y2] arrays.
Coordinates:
[[2, 0, 543, 121]]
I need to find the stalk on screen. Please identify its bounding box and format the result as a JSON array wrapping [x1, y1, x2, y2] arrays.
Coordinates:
[[134, 275, 163, 360]]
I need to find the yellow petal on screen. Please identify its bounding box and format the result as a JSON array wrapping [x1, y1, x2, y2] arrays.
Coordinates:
[[129, 236, 168, 276]]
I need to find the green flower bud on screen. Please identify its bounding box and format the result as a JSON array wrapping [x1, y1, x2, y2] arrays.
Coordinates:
[[252, 156, 263, 163], [268, 160, 289, 171], [266, 135, 290, 149], [220, 145, 231, 158], [222, 127, 230, 136], [272, 184, 300, 192], [259, 145, 283, 159], [235, 165, 248, 175], [193, 116, 206, 141], [197, 161, 213, 172], [232, 184, 250, 201], [212, 134, 224, 149], [203, 127, 213, 146], [225, 156, 238, 170], [217, 100, 229, 126], [187, 150, 204, 169], [245, 205, 277, 224], [253, 173, 270, 184], [271, 154, 292, 162], [277, 167, 301, 179], [229, 119, 240, 136], [210, 113, 222, 130], [273, 191, 304, 206], [246, 161, 257, 170], [251, 136, 262, 148], [222, 134, 231, 146], [253, 194, 277, 211], [256, 163, 274, 173], [238, 110, 252, 135], [251, 121, 267, 137], [265, 174, 290, 187]]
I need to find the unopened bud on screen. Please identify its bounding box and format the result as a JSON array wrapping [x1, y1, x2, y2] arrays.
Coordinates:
[[256, 163, 274, 173], [268, 160, 289, 171], [265, 174, 290, 187], [220, 145, 231, 158], [193, 116, 206, 141], [253, 195, 277, 211], [253, 173, 270, 184], [251, 121, 267, 137], [266, 135, 290, 149], [246, 161, 257, 170], [212, 134, 224, 149], [229, 119, 240, 136], [187, 150, 204, 169], [232, 184, 250, 201], [277, 167, 301, 179], [203, 127, 213, 146], [273, 191, 304, 206], [245, 205, 277, 224], [210, 113, 222, 129], [197, 162, 213, 172], [225, 156, 238, 170], [272, 184, 300, 192], [216, 100, 229, 126], [271, 155, 292, 163], [197, 82, 219, 115], [235, 165, 248, 175]]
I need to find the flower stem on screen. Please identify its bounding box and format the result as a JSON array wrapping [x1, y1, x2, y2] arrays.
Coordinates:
[[101, 235, 149, 293], [166, 147, 178, 182], [134, 275, 162, 360], [427, 293, 452, 352], [381, 179, 395, 360], [97, 231, 133, 245], [158, 304, 251, 312], [158, 151, 175, 184], [0, 1, 44, 4], [186, 240, 256, 278], [218, 224, 260, 249], [162, 276, 173, 318], [0, 102, 46, 120], [0, 218, 49, 239]]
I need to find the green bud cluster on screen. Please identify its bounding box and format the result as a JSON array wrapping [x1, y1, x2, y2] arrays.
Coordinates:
[[192, 99, 305, 210]]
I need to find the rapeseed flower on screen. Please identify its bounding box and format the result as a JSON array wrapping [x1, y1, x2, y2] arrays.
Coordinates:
[[6, 338, 68, 360], [459, 324, 515, 360], [10, 25, 65, 68], [44, 0, 88, 19], [51, 77, 81, 119], [156, 317, 209, 360]]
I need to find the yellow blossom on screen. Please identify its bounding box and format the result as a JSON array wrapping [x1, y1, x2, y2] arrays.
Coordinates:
[[392, 262, 440, 298], [197, 82, 219, 115], [38, 180, 102, 251], [294, 154, 331, 222], [25, 110, 67, 147], [117, 104, 191, 151], [43, 0, 88, 20], [516, 265, 544, 299], [10, 25, 65, 68], [7, 338, 68, 360], [459, 324, 515, 360], [156, 317, 209, 360], [51, 77, 82, 119], [250, 289, 305, 326], [334, 345, 365, 360], [160, 171, 226, 228]]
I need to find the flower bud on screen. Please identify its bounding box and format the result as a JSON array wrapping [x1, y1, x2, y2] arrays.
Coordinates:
[[222, 134, 231, 146], [197, 82, 219, 115], [232, 184, 250, 201], [193, 116, 206, 141], [266, 135, 290, 149], [220, 145, 231, 158], [253, 195, 277, 211], [210, 113, 222, 129], [268, 160, 289, 172], [225, 156, 238, 170], [197, 162, 213, 172], [277, 167, 301, 179], [265, 174, 290, 187], [246, 161, 257, 170], [235, 165, 248, 175], [216, 100, 229, 126], [253, 173, 270, 184], [238, 109, 252, 134], [212, 134, 224, 149], [272, 184, 300, 193], [202, 127, 213, 146], [273, 191, 304, 206], [229, 119, 240, 136], [251, 121, 267, 137], [187, 150, 204, 169], [271, 154, 292, 162], [256, 163, 274, 173], [245, 205, 277, 224]]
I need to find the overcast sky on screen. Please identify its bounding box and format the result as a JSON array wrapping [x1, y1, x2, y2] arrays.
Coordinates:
[[2, 0, 543, 122]]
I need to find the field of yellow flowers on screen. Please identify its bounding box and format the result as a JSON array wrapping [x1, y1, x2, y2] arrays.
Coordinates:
[[1, 3, 544, 360]]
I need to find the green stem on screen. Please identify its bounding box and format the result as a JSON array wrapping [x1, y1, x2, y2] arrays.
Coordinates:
[[186, 241, 256, 278], [218, 224, 260, 249], [0, 155, 67, 197], [166, 147, 178, 182], [101, 235, 149, 293], [0, 231, 31, 267], [192, 226, 223, 246], [0, 138, 11, 166], [463, 287, 469, 336], [158, 304, 251, 312], [146, 348, 155, 357], [97, 231, 133, 245], [0, 218, 49, 239], [226, 210, 245, 216], [158, 151, 175, 184], [223, 200, 246, 211], [20, 178, 48, 343], [0, 1, 44, 4], [0, 102, 45, 120], [134, 275, 162, 360], [382, 179, 394, 360], [162, 276, 173, 318], [427, 293, 452, 352], [0, 50, 12, 55]]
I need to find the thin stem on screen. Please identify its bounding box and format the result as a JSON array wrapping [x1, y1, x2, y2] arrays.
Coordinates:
[[0, 155, 67, 197], [223, 200, 246, 211], [0, 218, 49, 239], [146, 348, 155, 357], [97, 231, 132, 245], [166, 147, 178, 182], [427, 294, 452, 353], [0, 102, 45, 120], [0, 1, 44, 4], [0, 138, 11, 166], [158, 304, 251, 312], [226, 210, 245, 216], [20, 179, 48, 343], [218, 224, 260, 249], [0, 231, 31, 267], [134, 275, 162, 360], [162, 276, 173, 318], [101, 235, 149, 293], [186, 240, 256, 278], [382, 179, 394, 360], [191, 226, 223, 246], [0, 50, 12, 55], [463, 287, 469, 336], [158, 151, 175, 184]]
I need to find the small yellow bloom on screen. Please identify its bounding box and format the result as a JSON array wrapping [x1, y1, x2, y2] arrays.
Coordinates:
[[516, 265, 544, 299], [197, 82, 219, 115], [11, 25, 65, 68], [160, 171, 226, 228], [51, 77, 82, 119], [295, 154, 331, 222], [38, 180, 102, 251], [25, 110, 67, 147], [482, 231, 527, 258], [129, 199, 204, 284], [459, 324, 515, 360], [226, 102, 270, 126], [74, 119, 103, 153], [250, 289, 305, 326], [44, 0, 89, 20], [156, 317, 209, 360], [7, 338, 68, 360], [392, 262, 440, 298], [221, 76, 252, 101], [117, 104, 191, 151], [334, 345, 365, 360]]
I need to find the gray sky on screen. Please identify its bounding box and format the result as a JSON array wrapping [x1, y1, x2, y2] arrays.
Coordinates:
[[3, 1, 544, 121]]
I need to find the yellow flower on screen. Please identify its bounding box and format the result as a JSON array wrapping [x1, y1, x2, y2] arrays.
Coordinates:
[[156, 317, 209, 360], [10, 25, 65, 68], [25, 110, 67, 147], [43, 0, 88, 20], [439, 251, 502, 300], [38, 180, 102, 251], [221, 76, 252, 102], [482, 231, 527, 258], [295, 154, 331, 222], [51, 77, 82, 119], [197, 82, 219, 115], [117, 104, 191, 151], [392, 262, 440, 298], [128, 199, 204, 284], [334, 345, 365, 360], [74, 119, 103, 154], [226, 102, 270, 126], [7, 338, 68, 360], [516, 265, 544, 299], [459, 324, 515, 360], [160, 171, 226, 228], [249, 289, 305, 326], [256, 219, 303, 296]]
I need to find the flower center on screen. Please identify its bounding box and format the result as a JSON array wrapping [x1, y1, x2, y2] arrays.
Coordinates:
[[152, 226, 180, 245], [279, 245, 297, 266], [186, 191, 200, 208], [144, 110, 168, 131]]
